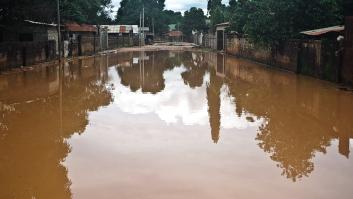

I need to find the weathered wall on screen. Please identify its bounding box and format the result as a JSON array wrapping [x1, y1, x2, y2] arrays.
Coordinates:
[[226, 36, 340, 82], [202, 34, 217, 50], [107, 35, 135, 50], [342, 16, 353, 85], [298, 40, 340, 82], [80, 34, 96, 56], [0, 40, 56, 71], [226, 37, 299, 72]]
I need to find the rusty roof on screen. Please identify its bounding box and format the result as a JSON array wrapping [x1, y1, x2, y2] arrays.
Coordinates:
[[167, 31, 183, 37], [300, 25, 344, 36], [65, 23, 97, 32], [215, 22, 230, 27]]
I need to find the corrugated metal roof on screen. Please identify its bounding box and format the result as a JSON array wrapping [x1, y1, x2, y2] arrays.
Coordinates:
[[65, 23, 97, 32], [24, 20, 57, 27], [215, 22, 230, 27], [300, 25, 344, 36], [100, 25, 138, 34], [167, 31, 183, 37]]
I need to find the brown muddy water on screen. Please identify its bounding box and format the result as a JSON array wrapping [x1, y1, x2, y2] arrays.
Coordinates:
[[0, 51, 353, 199]]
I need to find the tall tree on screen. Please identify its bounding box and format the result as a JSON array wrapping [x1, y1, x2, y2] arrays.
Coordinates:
[[229, 0, 343, 46], [116, 0, 167, 34], [181, 7, 207, 36], [207, 0, 223, 14], [0, 0, 113, 24]]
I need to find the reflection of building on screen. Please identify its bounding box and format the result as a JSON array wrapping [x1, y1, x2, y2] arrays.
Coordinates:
[[0, 55, 112, 198]]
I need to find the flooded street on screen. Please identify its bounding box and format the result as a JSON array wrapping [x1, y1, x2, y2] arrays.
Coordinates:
[[1, 50, 353, 199]]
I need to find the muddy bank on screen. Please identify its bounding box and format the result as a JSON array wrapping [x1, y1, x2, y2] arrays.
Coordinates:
[[101, 42, 199, 53]]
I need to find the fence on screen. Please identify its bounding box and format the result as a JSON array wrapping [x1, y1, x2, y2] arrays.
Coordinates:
[[193, 34, 217, 49], [0, 40, 56, 71], [225, 36, 341, 82], [107, 35, 138, 50]]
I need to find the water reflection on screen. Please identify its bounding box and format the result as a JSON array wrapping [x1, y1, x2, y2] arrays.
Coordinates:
[[0, 56, 113, 198], [0, 50, 353, 198], [223, 54, 353, 181], [113, 51, 353, 182]]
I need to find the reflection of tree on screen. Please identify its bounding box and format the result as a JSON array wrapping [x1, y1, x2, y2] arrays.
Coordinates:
[[116, 51, 183, 94], [256, 120, 330, 181], [0, 56, 113, 198], [206, 70, 223, 143], [181, 52, 207, 88], [0, 99, 72, 199], [223, 56, 353, 181]]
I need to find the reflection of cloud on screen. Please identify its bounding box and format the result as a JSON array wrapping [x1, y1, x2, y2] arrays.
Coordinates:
[[220, 85, 263, 129], [111, 66, 262, 129]]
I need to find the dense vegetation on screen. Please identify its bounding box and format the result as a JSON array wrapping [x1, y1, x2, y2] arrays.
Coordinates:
[[215, 0, 344, 46], [181, 7, 207, 36], [0, 0, 344, 44], [116, 0, 182, 34], [0, 0, 113, 24]]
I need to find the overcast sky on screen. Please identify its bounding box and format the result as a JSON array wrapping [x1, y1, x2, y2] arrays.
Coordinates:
[[111, 0, 229, 18]]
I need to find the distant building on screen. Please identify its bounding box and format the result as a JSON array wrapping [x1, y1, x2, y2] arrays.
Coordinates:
[[166, 31, 183, 42], [63, 23, 98, 56], [0, 20, 58, 43], [100, 25, 139, 35]]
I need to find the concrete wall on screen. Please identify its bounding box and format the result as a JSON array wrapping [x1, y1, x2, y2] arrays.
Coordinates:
[[80, 34, 97, 56], [107, 34, 135, 50], [225, 36, 341, 82], [0, 40, 56, 71], [342, 16, 353, 85], [226, 37, 299, 72]]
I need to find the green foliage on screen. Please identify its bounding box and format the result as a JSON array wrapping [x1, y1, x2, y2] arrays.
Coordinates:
[[208, 0, 230, 30], [0, 0, 113, 24], [229, 0, 343, 46], [207, 0, 223, 13], [163, 10, 183, 25], [116, 0, 168, 34], [61, 0, 113, 24], [181, 7, 207, 36]]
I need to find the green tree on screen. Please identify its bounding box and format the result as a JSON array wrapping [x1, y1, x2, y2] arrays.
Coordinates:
[[229, 0, 343, 46], [208, 0, 227, 29], [181, 7, 207, 36], [163, 10, 183, 25], [61, 0, 113, 24], [0, 0, 113, 24], [207, 0, 223, 14], [116, 0, 168, 34]]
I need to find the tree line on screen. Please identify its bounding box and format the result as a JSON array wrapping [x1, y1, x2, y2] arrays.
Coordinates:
[[0, 0, 344, 45], [208, 0, 343, 46], [0, 0, 114, 24]]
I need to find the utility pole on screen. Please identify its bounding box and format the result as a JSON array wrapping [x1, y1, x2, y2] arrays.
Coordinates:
[[142, 5, 145, 46], [139, 12, 142, 47], [152, 18, 155, 39], [56, 0, 61, 60]]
